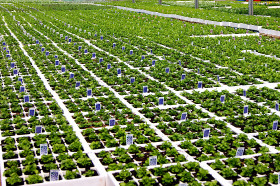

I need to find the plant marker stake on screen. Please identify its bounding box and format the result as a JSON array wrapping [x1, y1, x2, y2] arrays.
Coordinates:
[[130, 77, 135, 84], [18, 77, 23, 84], [35, 126, 42, 134], [20, 86, 25, 93], [243, 105, 249, 115], [126, 134, 133, 145], [55, 60, 59, 66], [149, 156, 157, 166], [243, 89, 246, 97], [273, 121, 278, 130], [61, 65, 66, 73], [143, 86, 148, 93], [87, 89, 92, 97], [50, 170, 59, 182], [29, 108, 35, 116], [236, 147, 245, 157], [75, 81, 80, 88], [95, 102, 101, 111], [70, 73, 74, 79], [24, 95, 29, 103], [220, 95, 225, 103], [117, 68, 121, 75], [130, 50, 133, 55], [107, 64, 111, 70], [99, 58, 103, 63], [109, 119, 115, 126], [166, 68, 170, 73], [152, 60, 155, 66], [181, 74, 186, 80], [181, 113, 187, 121], [159, 97, 164, 106], [203, 128, 210, 138], [198, 81, 202, 89], [40, 144, 48, 156], [276, 103, 279, 111]]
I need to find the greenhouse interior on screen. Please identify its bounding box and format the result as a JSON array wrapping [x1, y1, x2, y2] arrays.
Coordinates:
[[0, 0, 280, 185]]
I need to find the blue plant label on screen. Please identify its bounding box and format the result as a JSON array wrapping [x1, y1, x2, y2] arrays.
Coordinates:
[[276, 103, 279, 111], [86, 89, 92, 97], [109, 119, 115, 126], [99, 58, 103, 63], [149, 156, 157, 166], [165, 68, 170, 73], [152, 60, 155, 66], [68, 38, 71, 42], [100, 36, 103, 40], [55, 55, 58, 59], [181, 112, 187, 121], [126, 134, 133, 145], [143, 86, 148, 93], [40, 144, 48, 156], [113, 43, 116, 48], [84, 49, 88, 54], [75, 81, 80, 88], [117, 68, 121, 75], [78, 46, 82, 51], [41, 47, 45, 52], [181, 74, 186, 80], [130, 50, 133, 55], [29, 108, 35, 116], [220, 95, 225, 103], [198, 81, 202, 89], [35, 126, 42, 134], [70, 73, 74, 79], [179, 60, 181, 66], [243, 89, 246, 97], [50, 170, 59, 182], [36, 40, 39, 44], [20, 86, 25, 93], [24, 95, 30, 103], [122, 46, 125, 51], [95, 102, 101, 111], [18, 77, 23, 83], [130, 77, 135, 84], [159, 97, 164, 106], [107, 64, 111, 70], [217, 75, 220, 82], [243, 105, 249, 115], [61, 66, 66, 72], [141, 55, 145, 60], [273, 121, 278, 130], [55, 60, 59, 66], [236, 147, 245, 157], [92, 53, 96, 58], [203, 128, 210, 138]]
